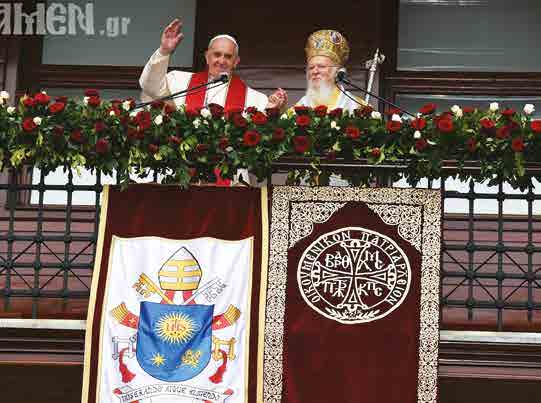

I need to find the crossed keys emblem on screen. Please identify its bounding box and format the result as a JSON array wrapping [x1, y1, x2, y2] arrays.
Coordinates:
[[313, 239, 397, 311]]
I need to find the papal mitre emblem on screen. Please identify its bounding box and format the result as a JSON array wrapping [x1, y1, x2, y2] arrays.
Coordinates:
[[158, 247, 202, 291]]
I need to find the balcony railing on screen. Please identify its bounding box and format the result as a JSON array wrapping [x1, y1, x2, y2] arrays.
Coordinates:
[[0, 160, 540, 331]]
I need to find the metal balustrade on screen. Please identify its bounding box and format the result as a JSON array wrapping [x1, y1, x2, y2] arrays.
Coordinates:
[[0, 161, 540, 331]]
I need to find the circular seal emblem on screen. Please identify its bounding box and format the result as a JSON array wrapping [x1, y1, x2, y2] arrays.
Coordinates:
[[297, 227, 411, 324]]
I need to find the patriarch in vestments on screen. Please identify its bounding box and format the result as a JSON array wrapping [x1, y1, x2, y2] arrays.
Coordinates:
[[296, 29, 365, 112], [139, 18, 287, 112]]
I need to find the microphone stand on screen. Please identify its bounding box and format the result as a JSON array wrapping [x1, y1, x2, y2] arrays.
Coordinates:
[[133, 77, 228, 110], [336, 76, 416, 118]]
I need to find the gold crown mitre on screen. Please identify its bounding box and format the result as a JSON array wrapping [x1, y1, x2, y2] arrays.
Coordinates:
[[158, 247, 202, 291], [305, 29, 350, 66]]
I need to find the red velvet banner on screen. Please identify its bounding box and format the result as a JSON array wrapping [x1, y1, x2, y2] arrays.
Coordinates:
[[81, 185, 268, 403], [263, 187, 441, 403]]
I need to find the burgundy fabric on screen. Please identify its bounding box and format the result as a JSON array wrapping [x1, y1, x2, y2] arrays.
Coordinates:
[[282, 202, 423, 403], [87, 184, 264, 403]]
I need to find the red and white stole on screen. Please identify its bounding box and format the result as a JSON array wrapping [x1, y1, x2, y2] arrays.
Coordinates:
[[185, 71, 247, 111]]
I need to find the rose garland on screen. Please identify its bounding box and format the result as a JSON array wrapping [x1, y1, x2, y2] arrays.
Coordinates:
[[0, 90, 540, 188]]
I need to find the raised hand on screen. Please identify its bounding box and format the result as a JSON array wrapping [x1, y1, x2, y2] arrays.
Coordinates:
[[267, 88, 288, 110], [159, 19, 184, 56]]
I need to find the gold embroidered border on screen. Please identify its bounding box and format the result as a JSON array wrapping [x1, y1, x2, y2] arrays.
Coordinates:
[[264, 186, 441, 403]]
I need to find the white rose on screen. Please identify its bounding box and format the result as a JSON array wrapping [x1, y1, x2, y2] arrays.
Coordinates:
[[109, 110, 116, 117], [154, 115, 163, 125], [413, 130, 422, 139], [129, 111, 137, 118], [0, 90, 9, 99], [523, 104, 535, 115], [7, 106, 16, 114], [122, 100, 132, 111], [331, 121, 341, 131], [242, 111, 249, 119], [280, 113, 288, 120], [391, 113, 402, 122], [0, 98, 3, 105], [83, 96, 89, 105], [489, 102, 499, 112], [371, 111, 382, 120], [200, 108, 211, 118], [193, 118, 201, 128], [450, 105, 461, 114], [454, 108, 463, 118], [33, 116, 42, 125]]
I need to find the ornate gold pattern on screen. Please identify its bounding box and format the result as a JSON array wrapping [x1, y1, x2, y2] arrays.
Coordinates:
[[264, 186, 441, 403], [305, 29, 350, 66]]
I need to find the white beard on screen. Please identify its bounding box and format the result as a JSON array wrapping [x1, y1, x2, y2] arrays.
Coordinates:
[[305, 79, 335, 107]]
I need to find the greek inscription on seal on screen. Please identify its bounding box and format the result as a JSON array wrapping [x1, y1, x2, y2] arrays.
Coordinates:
[[297, 227, 411, 324]]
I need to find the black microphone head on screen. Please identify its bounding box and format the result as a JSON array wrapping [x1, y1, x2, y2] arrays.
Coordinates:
[[336, 68, 347, 82], [218, 72, 230, 83]]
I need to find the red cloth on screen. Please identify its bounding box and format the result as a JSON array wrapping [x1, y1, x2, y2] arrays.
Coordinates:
[[185, 71, 247, 111]]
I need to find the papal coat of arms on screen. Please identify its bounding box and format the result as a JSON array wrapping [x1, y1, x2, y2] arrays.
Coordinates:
[[105, 239, 250, 403]]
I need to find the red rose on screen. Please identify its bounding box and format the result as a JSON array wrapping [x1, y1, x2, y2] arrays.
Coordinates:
[[108, 107, 120, 117], [149, 100, 163, 110], [326, 150, 337, 160], [345, 126, 361, 139], [415, 138, 428, 151], [385, 107, 402, 116], [164, 103, 176, 115], [127, 127, 139, 141], [328, 108, 343, 118], [233, 114, 248, 128], [245, 106, 258, 115], [185, 107, 201, 118], [120, 115, 129, 127], [218, 137, 229, 150], [511, 137, 525, 152], [208, 103, 224, 119], [243, 130, 261, 147], [296, 115, 311, 127], [314, 105, 328, 117], [96, 138, 110, 154], [480, 118, 495, 130], [507, 120, 520, 132], [147, 143, 159, 154], [94, 120, 107, 133], [371, 148, 381, 158], [87, 96, 101, 107], [272, 127, 286, 142], [22, 117, 37, 132], [252, 112, 268, 125], [354, 105, 373, 118], [463, 106, 475, 114], [84, 89, 100, 97], [23, 97, 35, 107], [496, 126, 510, 139], [501, 108, 515, 117], [34, 92, 51, 105], [53, 125, 64, 137], [294, 105, 311, 115], [188, 167, 197, 177], [437, 118, 454, 133], [168, 135, 182, 145], [531, 120, 541, 133], [386, 120, 401, 132], [293, 135, 310, 153], [419, 103, 437, 115], [55, 96, 68, 104], [196, 143, 209, 153], [69, 129, 84, 143], [265, 107, 280, 119], [49, 102, 65, 114], [466, 138, 477, 153], [410, 118, 426, 130]]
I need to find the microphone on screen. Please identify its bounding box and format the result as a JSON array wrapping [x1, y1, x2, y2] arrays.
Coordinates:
[[336, 68, 347, 82], [214, 72, 230, 83]]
